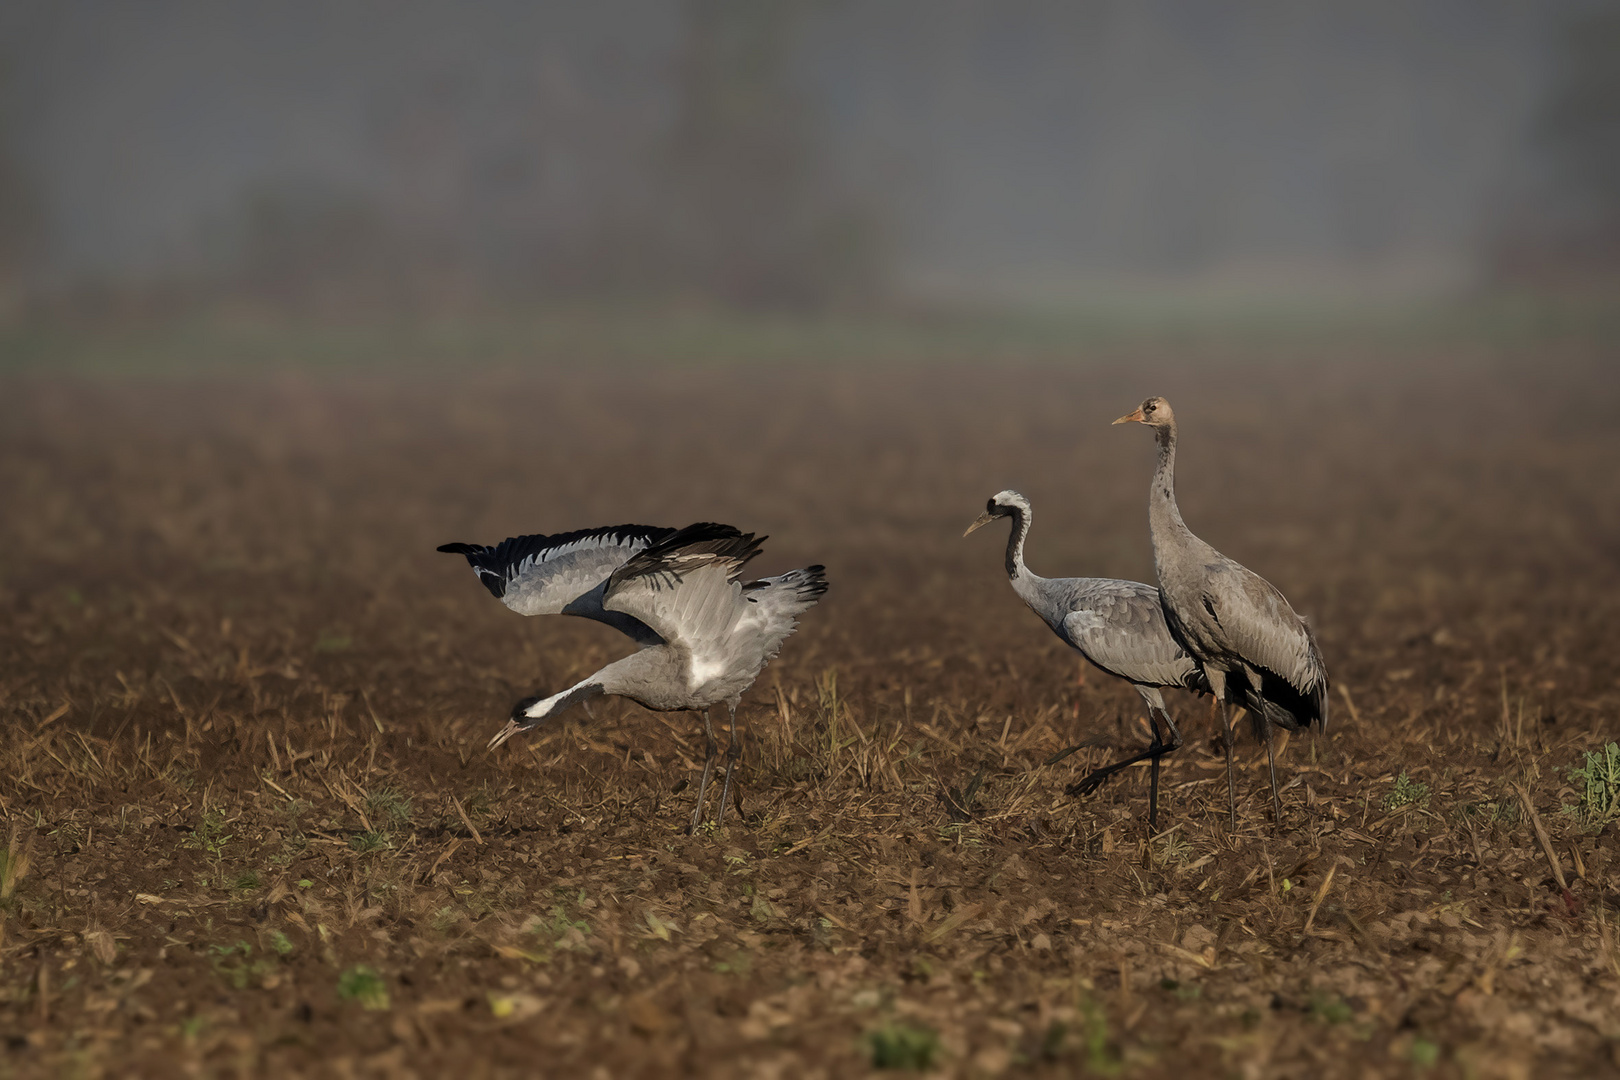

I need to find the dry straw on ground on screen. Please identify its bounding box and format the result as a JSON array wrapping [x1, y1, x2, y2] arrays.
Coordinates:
[[0, 353, 1617, 1078]]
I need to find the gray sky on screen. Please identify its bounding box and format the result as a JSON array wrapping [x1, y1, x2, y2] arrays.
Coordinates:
[[1, 0, 1602, 303]]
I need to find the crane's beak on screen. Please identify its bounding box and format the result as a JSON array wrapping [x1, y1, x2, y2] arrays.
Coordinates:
[[1112, 406, 1147, 425], [487, 718, 523, 751], [963, 511, 997, 537]]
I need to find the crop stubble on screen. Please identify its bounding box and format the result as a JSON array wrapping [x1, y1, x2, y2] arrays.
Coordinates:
[[0, 352, 1617, 1078]]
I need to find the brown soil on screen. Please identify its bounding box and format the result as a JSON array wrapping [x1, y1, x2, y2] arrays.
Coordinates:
[[1, 352, 1618, 1078]]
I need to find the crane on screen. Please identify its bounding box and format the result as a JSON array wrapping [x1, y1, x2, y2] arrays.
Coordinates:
[[440, 521, 826, 832], [1114, 398, 1329, 826], [966, 489, 1207, 830]]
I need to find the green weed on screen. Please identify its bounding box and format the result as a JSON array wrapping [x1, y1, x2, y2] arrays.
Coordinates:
[[337, 965, 390, 1010], [1033, 997, 1121, 1073], [1160, 977, 1202, 1001], [183, 811, 232, 857], [712, 951, 752, 975], [1309, 992, 1354, 1025], [365, 786, 413, 829], [1384, 772, 1430, 812], [208, 940, 276, 990], [528, 904, 591, 952], [1563, 743, 1620, 829], [867, 1022, 941, 1070], [1078, 998, 1122, 1075]]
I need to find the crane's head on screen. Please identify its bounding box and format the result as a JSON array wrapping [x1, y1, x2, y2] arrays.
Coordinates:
[[963, 489, 1030, 536], [488, 682, 605, 750], [1113, 396, 1174, 429]]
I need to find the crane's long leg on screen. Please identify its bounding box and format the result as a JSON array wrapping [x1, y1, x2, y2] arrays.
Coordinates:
[[689, 708, 719, 835], [715, 703, 742, 828], [1241, 663, 1285, 828], [1148, 703, 1186, 835], [1066, 726, 1163, 798], [1146, 712, 1163, 834], [1203, 668, 1238, 830], [1222, 704, 1239, 828], [1263, 717, 1283, 826], [1067, 689, 1183, 832]]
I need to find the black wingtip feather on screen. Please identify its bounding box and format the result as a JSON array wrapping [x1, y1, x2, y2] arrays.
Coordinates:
[[1240, 665, 1329, 738], [798, 565, 830, 597], [609, 521, 766, 591], [637, 522, 763, 566]]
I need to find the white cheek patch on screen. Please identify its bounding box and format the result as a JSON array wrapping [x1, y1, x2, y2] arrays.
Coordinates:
[[525, 690, 566, 718]]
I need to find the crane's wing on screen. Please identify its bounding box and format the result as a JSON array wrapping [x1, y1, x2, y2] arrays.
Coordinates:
[[437, 524, 676, 644], [1202, 562, 1329, 730], [1057, 579, 1205, 693], [600, 523, 764, 661], [731, 565, 828, 669]]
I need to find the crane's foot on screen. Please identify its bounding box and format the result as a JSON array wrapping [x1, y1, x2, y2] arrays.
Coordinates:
[[1066, 735, 1175, 800]]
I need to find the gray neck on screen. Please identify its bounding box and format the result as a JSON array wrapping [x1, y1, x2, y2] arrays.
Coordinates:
[[1148, 423, 1188, 541], [1002, 503, 1048, 612], [1003, 503, 1032, 579]]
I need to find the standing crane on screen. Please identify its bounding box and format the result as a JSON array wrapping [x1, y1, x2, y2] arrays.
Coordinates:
[[439, 522, 827, 832], [1114, 398, 1329, 827], [965, 490, 1208, 831]]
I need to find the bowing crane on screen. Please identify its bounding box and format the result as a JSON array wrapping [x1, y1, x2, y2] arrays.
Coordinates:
[[439, 522, 827, 832]]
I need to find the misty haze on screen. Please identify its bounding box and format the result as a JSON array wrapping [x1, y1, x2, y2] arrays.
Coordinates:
[[1, 6, 1618, 1078], [2, 0, 1617, 316]]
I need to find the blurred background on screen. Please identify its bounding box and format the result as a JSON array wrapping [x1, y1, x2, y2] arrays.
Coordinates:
[[0, 0, 1617, 368]]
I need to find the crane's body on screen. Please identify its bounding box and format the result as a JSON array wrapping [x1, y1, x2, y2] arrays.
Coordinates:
[[966, 490, 1206, 829], [440, 522, 826, 831], [1115, 398, 1329, 826]]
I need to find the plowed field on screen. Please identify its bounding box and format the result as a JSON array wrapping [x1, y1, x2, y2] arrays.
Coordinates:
[[2, 351, 1617, 1078]]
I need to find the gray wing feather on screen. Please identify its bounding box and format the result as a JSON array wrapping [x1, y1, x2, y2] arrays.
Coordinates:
[[734, 567, 828, 669], [601, 523, 762, 659], [1203, 563, 1323, 691], [1053, 578, 1203, 691], [605, 562, 744, 658], [438, 525, 674, 645], [601, 528, 822, 702], [503, 544, 650, 615]]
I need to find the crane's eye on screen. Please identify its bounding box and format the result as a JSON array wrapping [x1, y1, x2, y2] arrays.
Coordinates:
[[1144, 402, 1156, 413]]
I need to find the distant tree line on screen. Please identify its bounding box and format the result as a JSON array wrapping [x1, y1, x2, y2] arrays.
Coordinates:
[[1491, 9, 1620, 285], [206, 0, 886, 314]]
